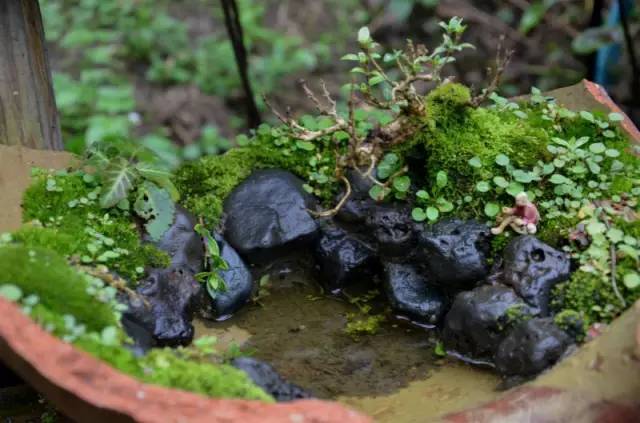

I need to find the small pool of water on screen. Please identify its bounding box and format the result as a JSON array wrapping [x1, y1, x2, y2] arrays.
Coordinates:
[[194, 260, 500, 421]]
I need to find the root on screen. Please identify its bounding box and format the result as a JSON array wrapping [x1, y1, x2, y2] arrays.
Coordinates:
[[308, 176, 352, 218]]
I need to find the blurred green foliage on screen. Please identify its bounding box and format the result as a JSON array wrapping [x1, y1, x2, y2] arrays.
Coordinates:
[[39, 0, 332, 162]]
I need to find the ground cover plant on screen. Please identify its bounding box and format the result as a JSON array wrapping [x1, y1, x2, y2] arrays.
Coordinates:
[[1, 16, 639, 406]]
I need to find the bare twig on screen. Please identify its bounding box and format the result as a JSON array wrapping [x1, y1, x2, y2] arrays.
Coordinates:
[[263, 93, 349, 142], [599, 209, 626, 307], [77, 264, 149, 308], [471, 35, 514, 107]]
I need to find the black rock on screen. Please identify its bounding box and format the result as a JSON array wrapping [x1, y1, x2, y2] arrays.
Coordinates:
[[495, 317, 572, 378], [121, 313, 157, 355], [419, 219, 491, 290], [223, 170, 319, 259], [314, 224, 377, 291], [145, 205, 204, 274], [231, 357, 312, 402], [502, 236, 571, 316], [383, 262, 446, 325], [207, 235, 254, 319], [336, 168, 377, 224], [365, 205, 416, 257], [442, 284, 533, 363], [123, 265, 202, 347]]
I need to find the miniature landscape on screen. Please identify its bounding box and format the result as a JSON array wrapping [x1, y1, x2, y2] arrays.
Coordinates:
[[1, 18, 640, 420]]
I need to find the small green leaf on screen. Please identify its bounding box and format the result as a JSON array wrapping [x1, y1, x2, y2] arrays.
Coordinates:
[[412, 208, 427, 222], [295, 140, 315, 151], [607, 228, 624, 244], [468, 156, 482, 168], [586, 221, 606, 235], [135, 163, 180, 201], [134, 182, 176, 241], [623, 272, 640, 289], [426, 207, 439, 221], [341, 53, 359, 61], [605, 148, 620, 158], [416, 190, 430, 200], [0, 284, 23, 302], [393, 175, 411, 192], [476, 181, 490, 192], [369, 185, 389, 201], [506, 182, 525, 197], [608, 112, 624, 122], [484, 202, 500, 217], [589, 142, 606, 154], [357, 27, 371, 45], [495, 154, 510, 166], [549, 174, 569, 185], [493, 176, 509, 188], [579, 111, 594, 122], [436, 171, 448, 188]]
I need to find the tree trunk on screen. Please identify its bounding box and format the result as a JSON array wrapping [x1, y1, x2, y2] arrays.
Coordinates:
[[0, 0, 62, 150]]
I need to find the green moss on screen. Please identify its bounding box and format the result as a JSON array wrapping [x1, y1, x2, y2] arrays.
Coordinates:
[[553, 309, 586, 342], [21, 171, 169, 281], [141, 349, 272, 401], [536, 214, 580, 248], [8, 226, 80, 256], [552, 267, 640, 325], [504, 303, 532, 326], [0, 245, 118, 332], [344, 314, 385, 339], [29, 305, 272, 401], [175, 127, 338, 225], [174, 148, 260, 224], [75, 336, 271, 401], [490, 232, 514, 259]]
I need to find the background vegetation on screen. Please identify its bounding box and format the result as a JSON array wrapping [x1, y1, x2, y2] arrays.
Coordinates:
[[40, 0, 639, 167]]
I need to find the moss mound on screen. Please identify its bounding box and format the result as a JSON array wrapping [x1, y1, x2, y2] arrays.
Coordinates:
[[0, 245, 271, 402], [0, 245, 118, 332], [21, 171, 169, 281], [175, 83, 640, 326]]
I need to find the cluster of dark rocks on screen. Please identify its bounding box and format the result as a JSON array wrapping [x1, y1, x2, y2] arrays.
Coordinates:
[[122, 168, 579, 398]]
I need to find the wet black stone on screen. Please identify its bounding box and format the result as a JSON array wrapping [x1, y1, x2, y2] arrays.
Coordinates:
[[121, 313, 157, 355], [207, 235, 254, 319], [314, 224, 377, 291], [442, 284, 533, 363], [383, 262, 446, 325], [122, 265, 201, 347], [502, 236, 571, 316], [231, 357, 312, 402], [365, 205, 416, 257], [335, 168, 377, 224], [145, 205, 204, 274], [223, 170, 319, 259], [419, 219, 491, 290], [495, 317, 572, 378]]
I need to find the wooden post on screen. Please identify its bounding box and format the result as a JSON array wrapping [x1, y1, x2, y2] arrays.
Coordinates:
[[0, 0, 62, 150]]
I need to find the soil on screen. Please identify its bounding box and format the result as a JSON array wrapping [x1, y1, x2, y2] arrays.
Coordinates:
[[195, 254, 500, 421], [0, 145, 73, 233]]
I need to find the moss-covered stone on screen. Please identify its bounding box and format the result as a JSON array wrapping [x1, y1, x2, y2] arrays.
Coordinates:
[[175, 126, 338, 225], [553, 309, 585, 341]]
